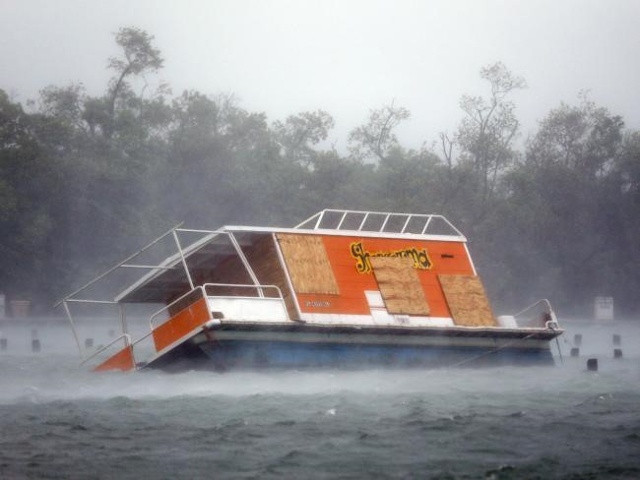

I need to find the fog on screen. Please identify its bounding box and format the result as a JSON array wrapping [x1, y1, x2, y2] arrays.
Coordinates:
[[3, 320, 640, 478], [1, 319, 639, 405], [1, 1, 639, 316], [2, 0, 640, 149], [2, 6, 639, 472]]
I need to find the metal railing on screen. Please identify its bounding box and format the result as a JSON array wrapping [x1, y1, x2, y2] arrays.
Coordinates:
[[59, 223, 271, 359], [147, 282, 284, 330], [149, 286, 207, 329], [203, 283, 284, 299], [138, 282, 286, 366], [130, 330, 157, 366], [295, 209, 465, 238], [203, 283, 288, 322], [513, 299, 560, 330], [79, 333, 133, 368], [68, 280, 288, 371]]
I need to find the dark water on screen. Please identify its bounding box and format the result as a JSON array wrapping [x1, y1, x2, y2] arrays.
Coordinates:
[[1, 321, 639, 479]]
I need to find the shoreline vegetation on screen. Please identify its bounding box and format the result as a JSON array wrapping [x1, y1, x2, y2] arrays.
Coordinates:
[[0, 27, 638, 317]]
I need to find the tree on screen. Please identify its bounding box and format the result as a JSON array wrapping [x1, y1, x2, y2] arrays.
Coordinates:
[[273, 110, 334, 168], [348, 102, 410, 163], [526, 93, 624, 177], [455, 62, 526, 198], [0, 91, 67, 306], [496, 96, 628, 314], [615, 131, 640, 196], [606, 131, 640, 314], [38, 83, 86, 132], [105, 27, 164, 137]]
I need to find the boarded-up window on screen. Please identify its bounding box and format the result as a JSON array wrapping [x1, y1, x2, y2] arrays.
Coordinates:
[[277, 234, 339, 294], [371, 257, 430, 315], [438, 275, 496, 326]]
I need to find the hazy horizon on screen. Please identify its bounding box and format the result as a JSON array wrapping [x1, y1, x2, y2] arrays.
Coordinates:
[[2, 0, 639, 152]]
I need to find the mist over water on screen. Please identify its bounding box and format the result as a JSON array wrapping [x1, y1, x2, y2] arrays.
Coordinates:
[[1, 320, 639, 479]]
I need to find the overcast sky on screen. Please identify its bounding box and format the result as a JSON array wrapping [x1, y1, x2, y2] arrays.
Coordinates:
[[2, 0, 639, 151]]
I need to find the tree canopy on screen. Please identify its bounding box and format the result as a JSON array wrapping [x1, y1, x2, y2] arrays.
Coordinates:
[[1, 29, 639, 318]]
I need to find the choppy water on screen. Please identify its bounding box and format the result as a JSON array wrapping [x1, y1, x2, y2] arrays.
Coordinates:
[[1, 320, 639, 479]]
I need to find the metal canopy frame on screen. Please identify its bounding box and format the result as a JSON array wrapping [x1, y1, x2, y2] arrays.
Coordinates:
[[58, 225, 267, 359], [59, 209, 467, 360], [295, 209, 465, 239]]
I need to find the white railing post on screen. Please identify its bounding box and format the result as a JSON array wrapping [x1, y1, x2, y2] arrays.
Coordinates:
[[380, 213, 391, 232], [421, 216, 433, 234], [314, 210, 326, 229], [172, 229, 195, 290], [400, 215, 411, 233], [228, 233, 264, 298], [336, 211, 348, 230], [62, 300, 83, 358]]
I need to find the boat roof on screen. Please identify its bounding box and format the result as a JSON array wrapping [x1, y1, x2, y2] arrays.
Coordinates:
[[294, 209, 464, 238], [112, 209, 466, 304]]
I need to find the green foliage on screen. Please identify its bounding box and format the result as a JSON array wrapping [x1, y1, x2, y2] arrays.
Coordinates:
[[455, 62, 526, 199], [0, 32, 639, 317], [273, 110, 334, 168], [109, 27, 163, 76], [348, 102, 410, 163], [527, 94, 624, 176]]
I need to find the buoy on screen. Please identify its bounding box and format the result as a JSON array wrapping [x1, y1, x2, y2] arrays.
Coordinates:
[[570, 347, 580, 357], [85, 338, 94, 349], [0, 338, 7, 351], [612, 334, 621, 346], [31, 339, 41, 353], [573, 334, 582, 346], [613, 348, 623, 359], [587, 358, 598, 371]]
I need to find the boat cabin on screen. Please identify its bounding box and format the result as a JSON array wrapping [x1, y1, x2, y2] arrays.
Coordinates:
[[61, 209, 561, 371]]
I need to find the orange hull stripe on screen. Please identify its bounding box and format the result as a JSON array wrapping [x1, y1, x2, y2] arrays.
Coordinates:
[[93, 345, 135, 372], [152, 297, 211, 352]]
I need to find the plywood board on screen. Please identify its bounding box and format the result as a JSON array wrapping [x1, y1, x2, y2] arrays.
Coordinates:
[[371, 256, 430, 315], [438, 275, 496, 326], [276, 234, 339, 295]]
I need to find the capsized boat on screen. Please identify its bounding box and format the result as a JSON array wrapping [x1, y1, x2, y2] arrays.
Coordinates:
[[60, 209, 563, 372]]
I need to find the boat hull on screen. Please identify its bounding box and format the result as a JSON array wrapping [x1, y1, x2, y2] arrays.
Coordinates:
[[145, 323, 561, 371]]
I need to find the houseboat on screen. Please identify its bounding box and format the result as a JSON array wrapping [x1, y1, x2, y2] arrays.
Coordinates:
[[60, 209, 563, 372]]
